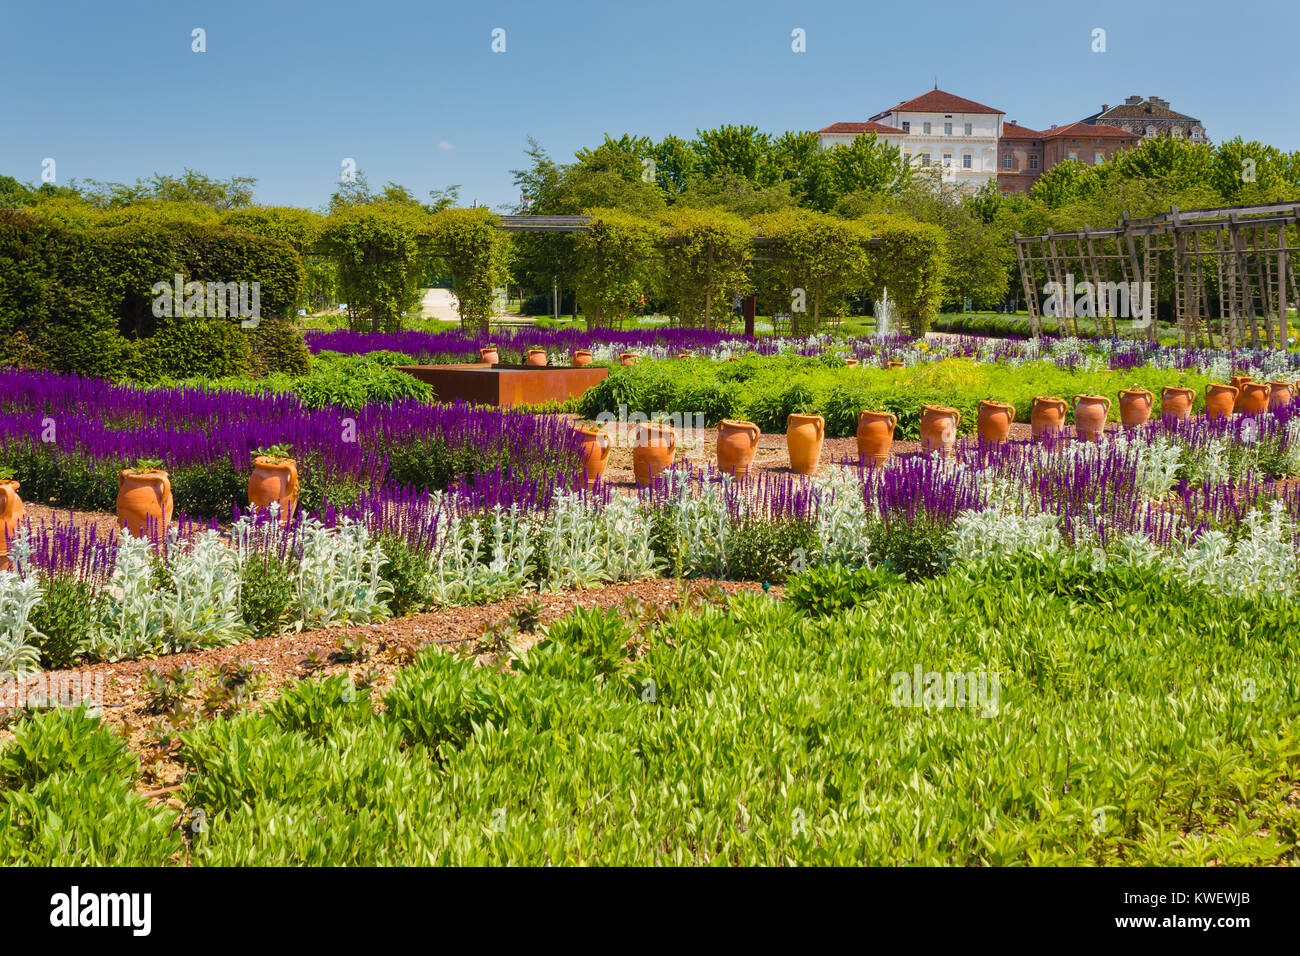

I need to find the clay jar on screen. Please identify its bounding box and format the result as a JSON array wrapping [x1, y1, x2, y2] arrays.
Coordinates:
[[717, 420, 760, 478], [856, 410, 897, 466], [525, 348, 548, 367], [886, 361, 904, 371], [619, 352, 638, 367], [1160, 386, 1196, 420], [976, 400, 1015, 444], [574, 426, 611, 488], [786, 413, 825, 476], [1204, 383, 1239, 421], [920, 405, 962, 456], [1073, 394, 1111, 442], [572, 349, 593, 367], [843, 357, 859, 368], [675, 352, 691, 360], [631, 422, 676, 487], [1268, 381, 1294, 411], [0, 479, 24, 570], [479, 346, 499, 365], [1236, 381, 1270, 415], [1230, 375, 1253, 411], [117, 469, 174, 538], [1117, 388, 1154, 429], [248, 455, 300, 521], [1030, 397, 1069, 441]]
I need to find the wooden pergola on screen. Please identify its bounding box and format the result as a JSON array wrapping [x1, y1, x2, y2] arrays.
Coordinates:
[[1013, 202, 1300, 347]]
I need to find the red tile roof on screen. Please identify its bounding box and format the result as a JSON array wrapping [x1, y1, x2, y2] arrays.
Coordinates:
[[816, 121, 907, 136], [1044, 121, 1140, 139], [873, 88, 1003, 117], [1001, 121, 1044, 139]]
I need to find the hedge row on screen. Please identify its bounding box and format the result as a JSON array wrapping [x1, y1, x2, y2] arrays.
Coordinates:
[[0, 209, 310, 381]]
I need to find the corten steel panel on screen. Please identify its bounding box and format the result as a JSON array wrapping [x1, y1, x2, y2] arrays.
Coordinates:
[[395, 364, 609, 407]]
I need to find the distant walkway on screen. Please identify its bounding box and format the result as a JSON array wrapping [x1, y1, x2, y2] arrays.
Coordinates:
[[420, 288, 461, 322]]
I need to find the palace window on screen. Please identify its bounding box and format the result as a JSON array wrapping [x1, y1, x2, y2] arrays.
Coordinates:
[[964, 123, 972, 135], [923, 122, 932, 134], [1029, 155, 1039, 169], [962, 154, 972, 169], [942, 153, 952, 166], [1095, 152, 1104, 164], [920, 152, 930, 166], [944, 122, 953, 135], [1002, 154, 1012, 169], [1068, 150, 1078, 161], [902, 121, 910, 132]]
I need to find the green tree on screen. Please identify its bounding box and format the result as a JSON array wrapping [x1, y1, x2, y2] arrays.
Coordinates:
[[751, 209, 872, 333], [571, 208, 658, 329], [317, 205, 432, 332], [656, 207, 751, 329], [430, 207, 511, 330]]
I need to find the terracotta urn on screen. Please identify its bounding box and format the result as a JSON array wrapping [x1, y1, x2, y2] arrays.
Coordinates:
[[1073, 394, 1111, 442], [1236, 381, 1270, 415], [717, 419, 760, 478], [1230, 375, 1253, 411], [856, 410, 897, 466], [675, 352, 690, 360], [0, 479, 24, 571], [631, 422, 676, 487], [572, 349, 593, 367], [619, 352, 638, 367], [525, 348, 548, 367], [479, 346, 499, 365], [1268, 381, 1294, 411], [117, 469, 174, 539], [574, 425, 611, 488], [727, 356, 741, 362], [976, 400, 1015, 444], [886, 360, 904, 370], [1160, 386, 1196, 420], [920, 405, 962, 456], [1204, 383, 1239, 421], [786, 413, 825, 476], [1030, 396, 1069, 441], [248, 455, 300, 521], [844, 357, 859, 368], [1117, 388, 1154, 429]]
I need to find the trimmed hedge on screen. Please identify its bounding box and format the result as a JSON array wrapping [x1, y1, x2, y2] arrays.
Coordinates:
[[0, 208, 307, 381]]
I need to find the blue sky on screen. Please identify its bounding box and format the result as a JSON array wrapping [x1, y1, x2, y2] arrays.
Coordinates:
[[2, 0, 1296, 210]]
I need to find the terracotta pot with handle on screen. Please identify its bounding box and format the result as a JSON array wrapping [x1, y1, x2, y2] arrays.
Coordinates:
[[479, 346, 499, 365], [632, 423, 676, 487], [1073, 394, 1111, 442], [1031, 397, 1069, 441], [1230, 374, 1253, 411], [0, 479, 24, 571], [675, 351, 690, 360], [248, 455, 300, 521], [856, 410, 897, 467], [1268, 381, 1294, 411], [1236, 381, 1270, 415], [1204, 383, 1239, 421], [572, 349, 593, 367], [843, 357, 859, 368], [886, 360, 904, 370], [1118, 388, 1154, 429], [920, 405, 961, 456], [574, 425, 611, 488], [786, 413, 825, 476], [1160, 386, 1196, 420], [717, 420, 760, 478], [976, 400, 1015, 444], [117, 470, 174, 539], [525, 348, 548, 367], [619, 352, 638, 367]]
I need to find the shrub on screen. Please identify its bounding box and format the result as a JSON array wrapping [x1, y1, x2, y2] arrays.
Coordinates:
[[378, 533, 432, 617], [870, 515, 953, 580], [265, 674, 373, 740], [27, 574, 97, 670], [725, 516, 819, 583], [238, 552, 297, 638], [0, 706, 137, 790]]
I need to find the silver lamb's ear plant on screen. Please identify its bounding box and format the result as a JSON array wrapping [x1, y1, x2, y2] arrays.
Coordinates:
[[0, 562, 43, 683], [161, 529, 247, 650], [93, 530, 167, 661], [296, 517, 392, 628]]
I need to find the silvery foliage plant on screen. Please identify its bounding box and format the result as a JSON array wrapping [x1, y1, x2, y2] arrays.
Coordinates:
[[541, 491, 656, 589], [0, 532, 43, 681], [296, 516, 392, 627], [948, 508, 1062, 567], [426, 495, 535, 606], [1180, 501, 1300, 599], [95, 530, 168, 661], [162, 529, 245, 650], [810, 466, 872, 567], [657, 468, 731, 577]]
